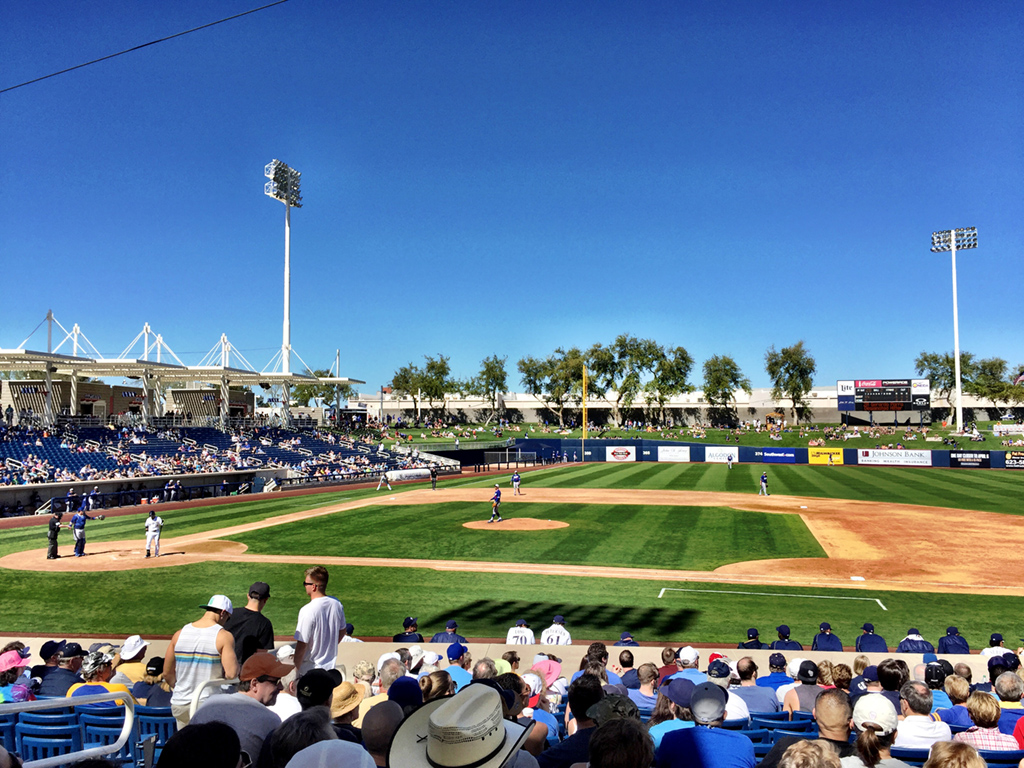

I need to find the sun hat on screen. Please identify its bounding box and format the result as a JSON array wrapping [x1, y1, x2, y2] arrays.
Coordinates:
[[0, 650, 30, 674], [120, 635, 149, 660], [330, 682, 365, 719], [493, 659, 512, 676], [377, 652, 400, 672], [286, 740, 375, 768], [408, 645, 425, 668], [852, 693, 898, 735], [387, 684, 530, 768]]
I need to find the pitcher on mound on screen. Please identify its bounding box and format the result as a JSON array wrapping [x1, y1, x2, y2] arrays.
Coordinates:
[[488, 484, 503, 523]]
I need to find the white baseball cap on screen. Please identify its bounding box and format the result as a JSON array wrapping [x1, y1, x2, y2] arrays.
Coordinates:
[[202, 595, 233, 615]]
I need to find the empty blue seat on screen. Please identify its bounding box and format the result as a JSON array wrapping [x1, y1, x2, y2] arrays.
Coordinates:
[[15, 722, 83, 762]]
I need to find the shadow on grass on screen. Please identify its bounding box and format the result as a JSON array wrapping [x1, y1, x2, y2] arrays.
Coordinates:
[[427, 600, 698, 639]]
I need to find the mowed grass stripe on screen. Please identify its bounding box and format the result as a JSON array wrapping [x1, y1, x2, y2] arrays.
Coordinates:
[[233, 502, 826, 570]]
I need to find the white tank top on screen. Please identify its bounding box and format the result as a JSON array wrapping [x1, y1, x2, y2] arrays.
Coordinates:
[[170, 623, 223, 707]]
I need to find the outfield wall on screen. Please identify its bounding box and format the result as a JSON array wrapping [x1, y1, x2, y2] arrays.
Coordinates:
[[516, 439, 1022, 470]]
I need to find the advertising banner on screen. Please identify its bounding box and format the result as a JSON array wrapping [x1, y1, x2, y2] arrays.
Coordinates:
[[762, 448, 796, 464], [705, 446, 738, 463], [949, 451, 991, 469], [1006, 451, 1024, 470], [858, 449, 933, 467], [605, 446, 636, 462], [657, 446, 691, 463], [809, 448, 844, 465]]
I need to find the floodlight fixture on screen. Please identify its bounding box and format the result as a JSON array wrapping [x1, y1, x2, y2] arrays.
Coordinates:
[[930, 226, 978, 435], [264, 159, 302, 207]]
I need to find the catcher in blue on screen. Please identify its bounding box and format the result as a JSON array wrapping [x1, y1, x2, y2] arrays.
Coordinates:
[[488, 484, 503, 523]]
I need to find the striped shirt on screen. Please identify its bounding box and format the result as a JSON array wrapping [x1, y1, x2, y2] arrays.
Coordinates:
[[170, 623, 224, 708]]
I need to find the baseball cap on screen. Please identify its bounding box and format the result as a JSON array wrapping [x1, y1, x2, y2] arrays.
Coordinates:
[[494, 484, 500, 488], [797, 660, 819, 683], [446, 619, 458, 630], [587, 694, 639, 725], [620, 631, 633, 641], [345, 623, 355, 636], [988, 655, 1008, 669], [769, 652, 786, 668], [447, 643, 469, 661], [40, 640, 66, 659], [516, 620, 527, 627], [248, 582, 271, 599], [377, 652, 400, 672], [403, 616, 418, 629], [707, 660, 731, 680], [690, 682, 728, 724], [389, 676, 424, 711], [852, 693, 898, 735], [297, 668, 343, 706], [819, 622, 831, 631], [239, 651, 293, 682], [747, 628, 759, 639], [907, 628, 920, 635], [707, 653, 725, 664], [676, 646, 699, 664], [664, 678, 695, 708], [0, 650, 30, 674], [202, 595, 233, 615], [61, 642, 86, 658], [553, 615, 565, 623], [1003, 652, 1021, 671], [776, 625, 791, 635], [861, 623, 874, 632], [862, 665, 879, 682], [924, 664, 946, 687], [991, 633, 1004, 643], [947, 626, 959, 635]]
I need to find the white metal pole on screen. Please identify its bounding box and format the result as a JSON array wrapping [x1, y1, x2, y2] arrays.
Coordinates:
[[71, 324, 80, 417], [44, 309, 54, 427], [951, 237, 963, 433], [283, 202, 291, 375]]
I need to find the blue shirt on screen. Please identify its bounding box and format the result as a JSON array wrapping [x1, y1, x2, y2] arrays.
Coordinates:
[[856, 634, 889, 653], [938, 635, 970, 655], [930, 690, 953, 712], [934, 705, 973, 728], [770, 639, 803, 651], [756, 672, 794, 692], [570, 669, 623, 685], [447, 665, 472, 692], [666, 669, 707, 685], [492, 489, 501, 503], [649, 720, 694, 750], [429, 631, 467, 644], [657, 725, 756, 768], [811, 633, 843, 652]]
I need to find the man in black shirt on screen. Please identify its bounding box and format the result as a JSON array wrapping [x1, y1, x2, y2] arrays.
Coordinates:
[[224, 582, 275, 663], [393, 617, 424, 643]]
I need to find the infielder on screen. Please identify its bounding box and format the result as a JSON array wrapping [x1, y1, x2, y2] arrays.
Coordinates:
[[145, 510, 164, 558], [511, 471, 522, 495], [488, 484, 503, 523], [759, 471, 769, 496], [376, 471, 392, 491]]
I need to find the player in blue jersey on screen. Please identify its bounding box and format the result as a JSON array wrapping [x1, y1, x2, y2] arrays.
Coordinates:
[[511, 471, 522, 495], [488, 484, 503, 523]]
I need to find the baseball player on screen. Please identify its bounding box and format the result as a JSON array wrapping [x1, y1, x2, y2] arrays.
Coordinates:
[[68, 509, 100, 557], [506, 619, 535, 645], [511, 471, 522, 495], [759, 471, 769, 496], [540, 615, 572, 645], [430, 465, 438, 490], [727, 454, 734, 470], [145, 510, 164, 558], [488, 484, 503, 523], [376, 471, 392, 491]]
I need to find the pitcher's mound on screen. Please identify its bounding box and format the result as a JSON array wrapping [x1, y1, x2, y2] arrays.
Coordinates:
[[463, 519, 569, 531]]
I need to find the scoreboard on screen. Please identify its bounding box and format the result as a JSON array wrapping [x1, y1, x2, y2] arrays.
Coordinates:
[[837, 379, 930, 412]]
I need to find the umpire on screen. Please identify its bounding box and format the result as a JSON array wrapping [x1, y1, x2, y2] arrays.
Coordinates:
[[47, 510, 63, 560]]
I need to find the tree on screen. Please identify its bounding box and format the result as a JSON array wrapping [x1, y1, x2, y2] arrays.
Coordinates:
[[701, 355, 752, 415], [967, 357, 1024, 413], [390, 363, 423, 416], [765, 341, 817, 421], [644, 345, 694, 424], [586, 336, 663, 426], [517, 347, 586, 427], [291, 368, 356, 408], [420, 354, 452, 413], [475, 355, 508, 425], [915, 350, 978, 420]]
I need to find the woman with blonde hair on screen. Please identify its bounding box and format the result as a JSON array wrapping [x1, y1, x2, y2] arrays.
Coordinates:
[[922, 741, 986, 768], [953, 691, 1019, 750], [418, 670, 453, 702]]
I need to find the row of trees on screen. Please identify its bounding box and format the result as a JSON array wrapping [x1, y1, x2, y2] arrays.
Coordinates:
[[915, 352, 1024, 416]]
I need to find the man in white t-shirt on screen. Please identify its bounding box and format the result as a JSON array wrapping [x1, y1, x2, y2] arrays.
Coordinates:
[[506, 619, 536, 645], [292, 566, 347, 675], [540, 615, 572, 645], [894, 681, 951, 748]]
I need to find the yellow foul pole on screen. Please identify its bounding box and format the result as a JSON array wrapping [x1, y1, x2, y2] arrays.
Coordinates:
[[582, 366, 588, 460]]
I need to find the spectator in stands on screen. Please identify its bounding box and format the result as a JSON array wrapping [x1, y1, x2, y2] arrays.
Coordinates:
[[110, 634, 149, 686], [739, 628, 769, 650], [571, 643, 623, 686], [625, 662, 658, 711], [657, 681, 755, 768], [924, 664, 951, 711], [818, 661, 835, 689], [922, 741, 986, 768], [617, 650, 639, 689], [938, 627, 970, 655], [706, 659, 749, 721], [292, 566, 346, 675], [191, 651, 291, 759], [540, 615, 572, 646], [931, 674, 971, 728], [266, 706, 338, 768], [327, 680, 363, 743], [667, 647, 706, 684], [362, 700, 403, 767], [855, 624, 888, 654], [296, 668, 343, 713], [587, 716, 654, 768], [896, 629, 935, 654], [538, 673, 604, 768], [419, 670, 454, 701], [67, 651, 133, 706], [355, 658, 405, 727], [393, 616, 424, 643], [844, 693, 902, 768], [285, 741, 375, 768], [784, 661, 824, 718], [833, 665, 853, 694], [445, 643, 473, 691], [876, 660, 905, 714], [0, 649, 33, 703], [771, 625, 803, 652], [812, 623, 843, 652], [165, 594, 239, 728], [156, 721, 241, 768], [981, 633, 1007, 658], [131, 656, 172, 707], [224, 582, 275, 664], [993, 672, 1024, 734], [953, 691, 1019, 751], [472, 657, 497, 680], [732, 657, 781, 713], [350, 659, 375, 697], [429, 619, 467, 644], [37, 642, 85, 697], [894, 681, 950, 748], [779, 740, 842, 768], [758, 688, 854, 768], [757, 653, 793, 694], [30, 640, 64, 682]]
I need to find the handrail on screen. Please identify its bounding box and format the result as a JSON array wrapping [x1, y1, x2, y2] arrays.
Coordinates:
[[189, 676, 240, 718], [0, 691, 136, 768], [33, 499, 54, 516]]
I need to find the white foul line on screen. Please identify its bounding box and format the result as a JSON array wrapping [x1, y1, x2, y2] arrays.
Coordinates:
[[657, 586, 887, 611]]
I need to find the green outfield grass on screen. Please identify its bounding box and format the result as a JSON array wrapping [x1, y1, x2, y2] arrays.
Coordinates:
[[2, 461, 1022, 643], [234, 502, 825, 570]]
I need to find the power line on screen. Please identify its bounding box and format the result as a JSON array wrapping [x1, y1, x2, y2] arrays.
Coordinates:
[[1, 0, 291, 95]]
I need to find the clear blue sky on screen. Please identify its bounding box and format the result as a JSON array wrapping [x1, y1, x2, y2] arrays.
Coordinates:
[[2, 1, 1021, 394]]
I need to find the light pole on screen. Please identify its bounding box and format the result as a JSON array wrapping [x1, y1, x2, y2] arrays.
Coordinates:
[[264, 159, 303, 374], [930, 227, 978, 434]]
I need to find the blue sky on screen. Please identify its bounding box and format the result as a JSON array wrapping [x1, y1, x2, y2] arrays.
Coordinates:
[[2, 0, 1021, 394]]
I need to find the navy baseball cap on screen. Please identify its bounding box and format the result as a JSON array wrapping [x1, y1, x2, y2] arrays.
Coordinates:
[[947, 626, 959, 635], [344, 623, 354, 635], [988, 655, 1008, 669], [747, 628, 759, 639], [769, 652, 786, 667], [446, 619, 458, 630], [553, 615, 565, 623], [664, 678, 695, 708], [40, 640, 66, 659], [861, 623, 874, 632], [707, 660, 731, 679], [776, 625, 790, 635], [516, 619, 527, 626], [61, 643, 86, 658], [446, 643, 468, 661], [403, 616, 418, 628], [819, 622, 831, 631], [620, 631, 633, 641], [991, 633, 1003, 643], [907, 628, 920, 635]]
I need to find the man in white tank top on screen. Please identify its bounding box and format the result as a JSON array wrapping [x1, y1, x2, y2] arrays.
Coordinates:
[[165, 594, 239, 728]]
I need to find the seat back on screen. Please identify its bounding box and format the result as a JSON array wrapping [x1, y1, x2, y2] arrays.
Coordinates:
[[772, 728, 818, 743], [83, 722, 137, 767], [14, 722, 84, 762], [741, 729, 771, 744], [889, 747, 930, 767], [75, 704, 126, 718], [721, 718, 749, 730], [17, 712, 78, 726], [136, 713, 177, 763], [976, 750, 1024, 767], [748, 710, 790, 721], [0, 714, 15, 753]]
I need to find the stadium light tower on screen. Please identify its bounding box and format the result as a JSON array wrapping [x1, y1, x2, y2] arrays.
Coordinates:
[[930, 227, 978, 434], [265, 160, 303, 374]]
